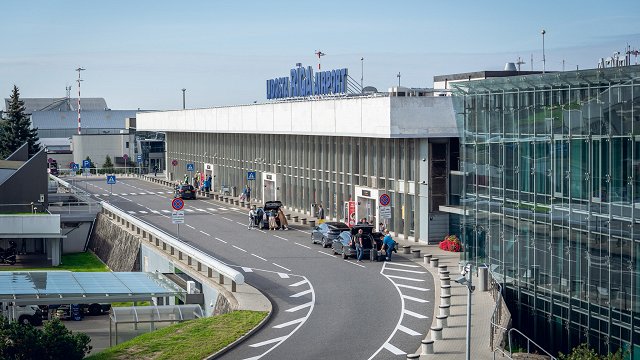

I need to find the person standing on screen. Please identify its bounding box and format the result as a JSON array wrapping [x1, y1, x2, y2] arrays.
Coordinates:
[[317, 203, 325, 224], [206, 174, 212, 192], [184, 174, 189, 184], [277, 208, 289, 230], [154, 165, 159, 177], [355, 228, 365, 262], [382, 229, 396, 261], [268, 210, 278, 230], [245, 185, 251, 203], [248, 206, 257, 230]]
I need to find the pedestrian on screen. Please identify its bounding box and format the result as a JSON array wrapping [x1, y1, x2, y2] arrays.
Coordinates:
[[277, 208, 289, 230], [194, 171, 200, 189], [240, 186, 248, 201], [184, 174, 189, 184], [355, 228, 365, 262], [154, 165, 158, 177], [382, 229, 396, 261], [245, 185, 251, 203], [206, 174, 212, 192], [317, 203, 325, 224], [379, 222, 386, 232], [248, 206, 256, 229], [268, 210, 278, 230]]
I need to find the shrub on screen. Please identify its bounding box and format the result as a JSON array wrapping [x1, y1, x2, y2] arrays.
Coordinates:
[[439, 234, 462, 252]]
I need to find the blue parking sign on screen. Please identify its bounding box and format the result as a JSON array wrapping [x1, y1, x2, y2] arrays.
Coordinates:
[[82, 160, 90, 168], [186, 163, 195, 171], [106, 175, 116, 184], [247, 171, 256, 181]]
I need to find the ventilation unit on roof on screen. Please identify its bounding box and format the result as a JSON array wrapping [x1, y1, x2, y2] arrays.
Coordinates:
[[504, 62, 517, 71]]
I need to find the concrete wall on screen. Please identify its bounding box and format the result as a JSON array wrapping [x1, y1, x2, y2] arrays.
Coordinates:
[[88, 214, 140, 271], [72, 133, 131, 167], [137, 96, 458, 139], [0, 214, 60, 234], [0, 148, 49, 213], [61, 222, 92, 253]]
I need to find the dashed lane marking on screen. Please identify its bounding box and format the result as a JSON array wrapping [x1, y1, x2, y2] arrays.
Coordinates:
[[397, 324, 422, 336], [344, 260, 366, 268], [403, 309, 428, 319], [251, 254, 268, 262], [207, 208, 217, 211], [233, 245, 247, 252], [221, 217, 233, 221], [161, 210, 170, 213], [199, 230, 210, 236], [386, 275, 425, 282], [215, 237, 227, 244], [127, 211, 136, 214], [272, 318, 305, 329], [294, 242, 311, 249], [185, 224, 195, 229], [401, 295, 428, 303], [273, 263, 291, 272], [150, 210, 160, 214], [290, 289, 312, 298], [273, 235, 289, 241], [318, 250, 335, 257], [289, 280, 308, 287], [286, 302, 312, 313], [139, 210, 148, 214], [185, 209, 195, 212]]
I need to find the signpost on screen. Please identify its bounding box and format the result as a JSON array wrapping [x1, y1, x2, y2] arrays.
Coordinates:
[[106, 175, 116, 197], [379, 193, 392, 230], [186, 163, 194, 184], [171, 159, 178, 181], [247, 171, 256, 181], [136, 154, 143, 174], [171, 198, 185, 239], [123, 154, 129, 175]]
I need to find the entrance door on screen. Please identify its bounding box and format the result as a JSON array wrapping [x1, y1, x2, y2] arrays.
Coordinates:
[[262, 172, 277, 203]]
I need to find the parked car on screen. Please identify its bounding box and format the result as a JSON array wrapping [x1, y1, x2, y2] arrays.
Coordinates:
[[331, 224, 377, 260], [311, 222, 350, 248], [174, 184, 196, 200], [260, 201, 283, 229]]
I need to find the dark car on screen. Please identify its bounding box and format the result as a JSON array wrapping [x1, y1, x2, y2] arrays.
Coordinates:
[[311, 222, 350, 248], [260, 201, 283, 229], [331, 225, 377, 260], [174, 184, 196, 200]]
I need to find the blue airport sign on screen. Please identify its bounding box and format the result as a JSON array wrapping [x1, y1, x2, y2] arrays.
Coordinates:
[[186, 163, 195, 172], [82, 160, 90, 168], [106, 175, 116, 185], [137, 154, 143, 163], [247, 171, 256, 181], [267, 66, 348, 100]]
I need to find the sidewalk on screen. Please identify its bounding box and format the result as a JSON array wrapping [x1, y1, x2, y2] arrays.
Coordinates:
[[395, 241, 497, 359]]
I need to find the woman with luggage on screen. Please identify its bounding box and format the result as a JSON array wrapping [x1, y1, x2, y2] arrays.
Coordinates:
[[382, 229, 396, 261]]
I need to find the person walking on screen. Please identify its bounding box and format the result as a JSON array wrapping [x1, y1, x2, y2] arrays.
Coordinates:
[[382, 229, 396, 261], [317, 203, 325, 224], [355, 229, 365, 262], [248, 206, 257, 230], [277, 208, 289, 230], [153, 165, 159, 177]]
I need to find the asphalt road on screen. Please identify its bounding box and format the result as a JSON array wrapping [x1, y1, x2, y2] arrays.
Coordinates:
[[73, 176, 435, 359]]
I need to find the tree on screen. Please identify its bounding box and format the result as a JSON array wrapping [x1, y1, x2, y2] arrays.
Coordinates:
[[103, 155, 114, 172], [0, 85, 41, 158], [559, 343, 625, 360], [40, 318, 91, 360]]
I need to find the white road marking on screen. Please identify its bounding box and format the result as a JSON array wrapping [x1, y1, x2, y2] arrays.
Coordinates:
[[272, 318, 305, 329], [273, 263, 291, 272], [150, 210, 160, 214], [344, 260, 366, 268], [241, 267, 253, 273], [249, 336, 287, 348], [293, 228, 310, 234], [251, 254, 267, 262], [102, 194, 108, 196], [273, 235, 289, 241], [236, 222, 245, 226], [147, 192, 155, 195], [404, 309, 428, 319], [199, 230, 210, 236], [127, 211, 136, 214], [222, 217, 233, 221], [194, 208, 206, 212], [161, 210, 170, 213], [218, 207, 228, 210], [318, 251, 335, 257], [396, 284, 430, 292], [157, 191, 164, 194], [290, 289, 312, 298], [136, 203, 144, 207], [121, 193, 128, 196], [207, 208, 217, 211], [402, 295, 428, 303], [388, 262, 421, 268], [185, 224, 195, 229], [385, 275, 425, 282], [294, 243, 311, 249], [289, 280, 308, 287], [382, 343, 406, 355], [232, 245, 247, 252], [385, 267, 427, 274], [285, 302, 312, 313], [130, 193, 137, 195], [185, 209, 195, 212], [398, 324, 422, 336], [139, 210, 148, 214], [215, 237, 227, 244], [278, 273, 290, 279]]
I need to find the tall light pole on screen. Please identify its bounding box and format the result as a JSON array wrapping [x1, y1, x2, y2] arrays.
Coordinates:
[[455, 263, 474, 360], [397, 72, 401, 87], [541, 29, 546, 73], [181, 88, 186, 110], [360, 57, 364, 93], [75, 67, 85, 135]]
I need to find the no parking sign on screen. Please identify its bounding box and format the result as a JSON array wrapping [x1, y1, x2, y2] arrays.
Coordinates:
[[379, 193, 391, 206]]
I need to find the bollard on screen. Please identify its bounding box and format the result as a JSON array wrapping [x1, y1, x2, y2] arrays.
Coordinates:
[[430, 258, 439, 268], [440, 294, 451, 306], [423, 254, 432, 265], [411, 249, 421, 258], [430, 326, 443, 341], [478, 265, 489, 292], [441, 284, 451, 296], [286, 213, 291, 220], [436, 314, 448, 328], [293, 215, 299, 223], [438, 265, 448, 274], [402, 245, 411, 254], [240, 201, 245, 207], [309, 220, 316, 228], [301, 218, 307, 225], [406, 354, 420, 359], [440, 276, 450, 287], [421, 339, 434, 355], [439, 271, 450, 279], [439, 304, 450, 317]]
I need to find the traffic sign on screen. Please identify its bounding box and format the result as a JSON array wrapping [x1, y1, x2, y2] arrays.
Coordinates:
[[106, 175, 117, 184], [172, 210, 185, 224], [247, 171, 256, 181], [137, 154, 143, 163], [72, 163, 79, 171], [82, 160, 91, 168], [172, 198, 184, 211], [186, 163, 195, 172], [172, 159, 178, 167], [379, 193, 391, 206], [380, 205, 392, 219]]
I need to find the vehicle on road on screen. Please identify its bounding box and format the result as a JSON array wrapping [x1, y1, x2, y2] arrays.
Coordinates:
[[311, 222, 350, 248], [174, 184, 197, 200], [0, 304, 43, 326], [47, 159, 59, 176], [260, 201, 283, 229], [331, 225, 378, 261]]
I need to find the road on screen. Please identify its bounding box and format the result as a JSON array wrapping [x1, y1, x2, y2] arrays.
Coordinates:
[[74, 176, 435, 359]]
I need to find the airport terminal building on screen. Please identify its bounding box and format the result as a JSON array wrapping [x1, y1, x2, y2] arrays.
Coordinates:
[[451, 65, 640, 355], [137, 67, 459, 243]]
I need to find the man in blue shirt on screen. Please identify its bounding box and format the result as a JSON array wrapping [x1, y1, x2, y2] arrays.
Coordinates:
[[382, 230, 396, 261]]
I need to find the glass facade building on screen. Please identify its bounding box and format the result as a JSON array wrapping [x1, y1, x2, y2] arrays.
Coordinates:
[[454, 65, 640, 356]]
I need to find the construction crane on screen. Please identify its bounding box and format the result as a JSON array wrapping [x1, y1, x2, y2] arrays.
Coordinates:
[[315, 50, 325, 70]]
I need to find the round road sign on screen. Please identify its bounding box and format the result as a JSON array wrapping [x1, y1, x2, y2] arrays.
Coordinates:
[[172, 198, 184, 211], [379, 193, 391, 206], [172, 159, 178, 167], [69, 162, 76, 169]]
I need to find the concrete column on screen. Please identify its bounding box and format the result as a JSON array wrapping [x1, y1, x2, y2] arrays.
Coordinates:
[[50, 238, 61, 266]]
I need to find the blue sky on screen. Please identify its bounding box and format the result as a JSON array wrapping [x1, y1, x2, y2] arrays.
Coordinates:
[[2, 0, 639, 110]]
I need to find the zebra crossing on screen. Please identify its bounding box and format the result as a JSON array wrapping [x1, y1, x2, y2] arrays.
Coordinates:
[[93, 191, 174, 197], [126, 206, 242, 216]]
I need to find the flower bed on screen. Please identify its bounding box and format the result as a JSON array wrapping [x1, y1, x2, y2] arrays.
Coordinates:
[[439, 235, 462, 252]]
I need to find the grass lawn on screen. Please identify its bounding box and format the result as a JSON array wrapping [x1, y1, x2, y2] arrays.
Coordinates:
[[85, 310, 268, 360], [0, 251, 109, 272]]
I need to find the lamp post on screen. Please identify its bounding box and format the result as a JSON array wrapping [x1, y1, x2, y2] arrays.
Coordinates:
[[181, 88, 186, 109], [455, 263, 474, 360], [541, 29, 546, 73]]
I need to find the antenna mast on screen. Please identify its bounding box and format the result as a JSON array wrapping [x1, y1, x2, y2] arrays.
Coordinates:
[[516, 56, 526, 72], [315, 50, 325, 70]]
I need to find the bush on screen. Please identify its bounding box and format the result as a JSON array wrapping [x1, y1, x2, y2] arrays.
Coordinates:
[[439, 234, 462, 252], [558, 343, 626, 360]]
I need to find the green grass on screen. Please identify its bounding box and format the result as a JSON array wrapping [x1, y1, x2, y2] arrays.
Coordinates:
[[85, 310, 268, 360], [111, 301, 151, 307], [0, 251, 109, 272]]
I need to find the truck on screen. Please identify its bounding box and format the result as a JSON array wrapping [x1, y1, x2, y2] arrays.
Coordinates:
[[0, 303, 43, 326]]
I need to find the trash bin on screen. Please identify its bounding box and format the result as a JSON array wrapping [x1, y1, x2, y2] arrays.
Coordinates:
[[478, 265, 488, 292]]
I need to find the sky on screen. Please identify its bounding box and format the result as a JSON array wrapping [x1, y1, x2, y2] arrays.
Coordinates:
[[1, 0, 640, 110]]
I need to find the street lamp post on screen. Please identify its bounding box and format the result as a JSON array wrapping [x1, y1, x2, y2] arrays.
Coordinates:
[[181, 88, 186, 109], [455, 263, 474, 360], [541, 29, 546, 73]]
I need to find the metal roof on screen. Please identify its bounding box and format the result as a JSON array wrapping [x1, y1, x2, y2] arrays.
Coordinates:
[[0, 271, 185, 305], [30, 110, 137, 130], [5, 98, 108, 113]]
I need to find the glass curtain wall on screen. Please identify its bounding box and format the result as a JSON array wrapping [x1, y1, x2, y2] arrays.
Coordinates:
[[454, 66, 640, 357]]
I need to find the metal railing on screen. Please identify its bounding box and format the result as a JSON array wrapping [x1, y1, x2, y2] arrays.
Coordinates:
[[487, 265, 556, 360]]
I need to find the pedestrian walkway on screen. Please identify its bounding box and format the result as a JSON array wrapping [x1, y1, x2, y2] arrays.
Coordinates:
[[395, 241, 497, 359]]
